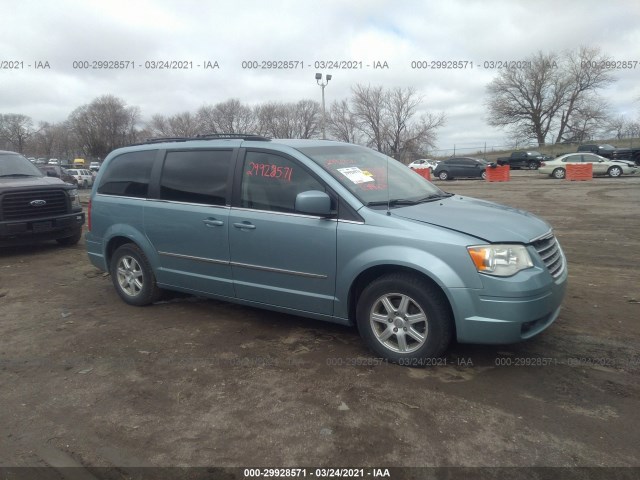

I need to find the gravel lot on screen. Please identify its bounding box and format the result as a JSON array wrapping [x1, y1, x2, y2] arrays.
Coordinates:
[[1, 171, 639, 478]]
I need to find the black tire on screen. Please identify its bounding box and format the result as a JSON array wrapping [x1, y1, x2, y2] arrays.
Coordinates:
[[552, 168, 565, 179], [356, 273, 453, 364], [109, 243, 162, 306], [607, 166, 622, 178], [528, 161, 539, 170], [56, 230, 82, 246], [438, 170, 450, 180], [481, 170, 487, 180]]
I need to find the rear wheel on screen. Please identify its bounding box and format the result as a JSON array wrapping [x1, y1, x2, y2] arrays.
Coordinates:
[[552, 168, 566, 179], [110, 243, 162, 306], [528, 161, 539, 170], [356, 273, 453, 364]]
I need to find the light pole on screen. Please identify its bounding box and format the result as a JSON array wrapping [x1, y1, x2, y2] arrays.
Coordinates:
[[316, 73, 332, 139]]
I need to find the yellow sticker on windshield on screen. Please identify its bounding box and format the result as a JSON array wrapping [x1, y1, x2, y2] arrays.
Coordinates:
[[337, 167, 375, 184]]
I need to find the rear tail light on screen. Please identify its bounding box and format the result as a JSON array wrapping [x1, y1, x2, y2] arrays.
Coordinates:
[[540, 162, 546, 166]]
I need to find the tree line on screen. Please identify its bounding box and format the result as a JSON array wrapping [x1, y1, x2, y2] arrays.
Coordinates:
[[0, 85, 444, 163]]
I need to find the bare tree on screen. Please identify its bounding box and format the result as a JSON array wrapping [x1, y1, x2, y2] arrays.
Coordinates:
[[486, 48, 616, 146], [607, 115, 628, 140], [0, 114, 36, 153], [625, 121, 640, 138], [290, 100, 321, 139], [147, 112, 199, 137], [562, 97, 611, 142], [345, 85, 445, 160], [328, 99, 360, 143], [29, 122, 75, 158], [486, 51, 566, 146], [197, 99, 255, 134], [383, 87, 445, 161], [351, 84, 386, 151], [254, 100, 320, 138], [554, 46, 615, 143], [147, 114, 171, 137], [68, 95, 140, 159]]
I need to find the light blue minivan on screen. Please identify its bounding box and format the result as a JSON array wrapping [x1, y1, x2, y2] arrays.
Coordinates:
[[86, 135, 567, 364]]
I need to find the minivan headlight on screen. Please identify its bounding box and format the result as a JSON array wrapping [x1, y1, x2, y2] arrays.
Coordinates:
[[467, 244, 533, 277]]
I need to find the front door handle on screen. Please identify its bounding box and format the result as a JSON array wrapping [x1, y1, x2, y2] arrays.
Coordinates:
[[233, 222, 256, 230], [203, 218, 224, 227]]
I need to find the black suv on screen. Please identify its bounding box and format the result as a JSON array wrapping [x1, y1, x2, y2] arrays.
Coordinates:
[[0, 150, 85, 246]]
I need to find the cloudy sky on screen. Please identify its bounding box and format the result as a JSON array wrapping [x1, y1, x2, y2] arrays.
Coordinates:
[[2, 0, 640, 154]]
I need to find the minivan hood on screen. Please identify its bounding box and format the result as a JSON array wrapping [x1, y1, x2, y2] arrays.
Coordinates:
[[391, 195, 551, 243]]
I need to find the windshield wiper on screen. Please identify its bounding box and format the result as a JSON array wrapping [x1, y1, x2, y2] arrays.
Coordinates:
[[414, 192, 454, 203], [367, 199, 418, 207], [0, 173, 38, 177]]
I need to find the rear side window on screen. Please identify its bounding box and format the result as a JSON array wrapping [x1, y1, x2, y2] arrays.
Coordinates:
[[160, 150, 232, 205], [98, 150, 156, 198]]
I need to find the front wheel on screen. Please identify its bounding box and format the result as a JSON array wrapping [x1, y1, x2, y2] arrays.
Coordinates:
[[438, 170, 450, 180], [110, 243, 162, 306], [481, 170, 487, 180], [552, 168, 566, 179], [608, 166, 622, 177], [356, 273, 453, 364]]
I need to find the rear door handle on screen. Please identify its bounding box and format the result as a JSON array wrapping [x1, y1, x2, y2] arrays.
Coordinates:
[[233, 222, 256, 230], [203, 218, 224, 227]]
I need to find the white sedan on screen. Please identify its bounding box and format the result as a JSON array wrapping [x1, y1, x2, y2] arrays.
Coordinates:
[[539, 153, 637, 179], [408, 159, 439, 171]]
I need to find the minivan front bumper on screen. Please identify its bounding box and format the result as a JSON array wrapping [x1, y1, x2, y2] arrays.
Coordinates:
[[450, 264, 568, 344]]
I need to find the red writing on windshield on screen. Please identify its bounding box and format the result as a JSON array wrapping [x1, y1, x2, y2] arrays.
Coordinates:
[[246, 162, 293, 181]]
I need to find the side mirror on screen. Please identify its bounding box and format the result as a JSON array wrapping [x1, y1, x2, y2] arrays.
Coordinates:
[[295, 190, 333, 216]]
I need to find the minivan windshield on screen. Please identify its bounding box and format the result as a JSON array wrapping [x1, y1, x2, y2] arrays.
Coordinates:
[[297, 145, 448, 207], [0, 153, 44, 177]]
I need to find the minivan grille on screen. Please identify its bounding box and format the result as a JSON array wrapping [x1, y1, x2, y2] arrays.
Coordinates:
[[532, 233, 564, 278], [1, 190, 68, 220]]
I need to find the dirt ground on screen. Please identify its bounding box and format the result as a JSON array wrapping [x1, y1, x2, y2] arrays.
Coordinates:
[[1, 170, 639, 478]]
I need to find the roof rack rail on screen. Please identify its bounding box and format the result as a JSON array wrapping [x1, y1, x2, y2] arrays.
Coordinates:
[[139, 137, 192, 145], [130, 133, 271, 146], [195, 133, 271, 141]]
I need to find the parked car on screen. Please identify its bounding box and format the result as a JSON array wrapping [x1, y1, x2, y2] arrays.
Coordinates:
[[89, 161, 101, 170], [577, 144, 640, 165], [496, 151, 545, 170], [1, 150, 84, 246], [48, 158, 60, 165], [433, 157, 490, 180], [66, 168, 94, 188], [408, 159, 439, 171], [86, 135, 567, 364], [37, 165, 79, 186], [538, 153, 637, 179]]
